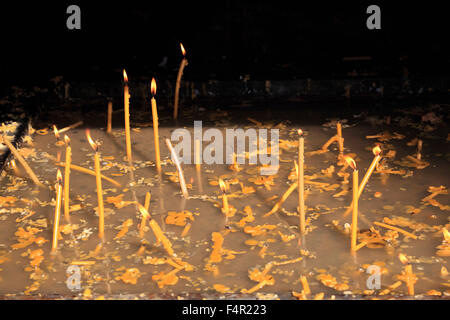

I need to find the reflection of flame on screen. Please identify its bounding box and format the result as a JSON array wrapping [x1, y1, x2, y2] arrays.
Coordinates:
[[298, 129, 303, 136], [398, 253, 409, 264], [373, 145, 382, 156], [123, 69, 128, 82], [218, 179, 228, 193], [344, 156, 357, 170], [138, 203, 150, 219], [180, 43, 186, 56], [151, 78, 157, 96], [443, 228, 450, 242], [56, 169, 62, 183], [53, 125, 60, 140], [64, 135, 70, 145], [85, 129, 97, 152]]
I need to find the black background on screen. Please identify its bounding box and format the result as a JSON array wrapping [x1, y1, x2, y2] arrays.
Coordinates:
[[0, 1, 448, 86]]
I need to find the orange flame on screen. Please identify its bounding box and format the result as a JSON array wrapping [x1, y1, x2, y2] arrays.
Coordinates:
[[85, 129, 97, 152], [64, 135, 70, 145], [53, 125, 60, 140], [298, 129, 303, 136], [218, 179, 228, 193], [373, 145, 382, 156], [123, 69, 128, 83], [180, 43, 186, 56], [443, 228, 450, 242], [151, 78, 157, 96], [11, 159, 17, 169], [138, 203, 150, 219], [56, 169, 63, 183], [398, 253, 409, 265], [344, 156, 357, 170]]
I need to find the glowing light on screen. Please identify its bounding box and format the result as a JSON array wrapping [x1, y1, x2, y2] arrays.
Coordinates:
[[151, 78, 157, 96], [344, 156, 357, 170], [180, 43, 186, 56]]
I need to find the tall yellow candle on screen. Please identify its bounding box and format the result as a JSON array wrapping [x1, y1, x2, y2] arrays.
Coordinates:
[[150, 78, 161, 173], [123, 69, 132, 162], [86, 129, 105, 241], [51, 170, 63, 254], [63, 135, 71, 223], [173, 43, 188, 120], [298, 129, 305, 234]]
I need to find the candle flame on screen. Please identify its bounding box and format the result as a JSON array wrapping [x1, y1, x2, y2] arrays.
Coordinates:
[[344, 156, 357, 170], [298, 129, 303, 136], [180, 43, 186, 56], [64, 135, 70, 145], [53, 125, 60, 140], [398, 253, 409, 265], [373, 145, 382, 156], [85, 129, 98, 152], [443, 228, 450, 242], [123, 69, 128, 83], [151, 78, 157, 96], [11, 159, 17, 169], [138, 203, 150, 219], [218, 179, 228, 193], [56, 169, 63, 183]]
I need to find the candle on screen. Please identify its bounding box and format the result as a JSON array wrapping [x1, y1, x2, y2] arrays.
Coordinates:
[[123, 69, 132, 162], [1, 135, 45, 188], [165, 139, 189, 198], [298, 129, 306, 234], [107, 100, 113, 134], [150, 78, 161, 173], [138, 204, 174, 256], [63, 135, 72, 223], [86, 129, 105, 241], [416, 139, 422, 160], [173, 43, 188, 120], [218, 179, 229, 216], [344, 146, 382, 217], [398, 253, 417, 296], [336, 122, 344, 155], [51, 170, 63, 254], [140, 193, 151, 239], [345, 156, 359, 251], [195, 139, 203, 193]]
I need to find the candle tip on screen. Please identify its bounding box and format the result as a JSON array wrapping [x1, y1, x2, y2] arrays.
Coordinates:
[[123, 69, 128, 82], [180, 43, 186, 56], [85, 129, 98, 152], [373, 145, 382, 156], [56, 169, 63, 183], [64, 135, 70, 145], [344, 156, 357, 170], [151, 78, 157, 96], [398, 253, 409, 264], [297, 129, 303, 136]]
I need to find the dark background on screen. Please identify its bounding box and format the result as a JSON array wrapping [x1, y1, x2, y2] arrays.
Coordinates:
[[0, 1, 448, 87]]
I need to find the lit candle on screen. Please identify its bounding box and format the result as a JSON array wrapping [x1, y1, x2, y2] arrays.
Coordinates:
[[344, 146, 382, 217], [173, 43, 188, 120], [106, 100, 113, 134], [150, 78, 161, 173], [218, 179, 229, 217], [63, 135, 71, 223], [123, 69, 132, 162], [345, 156, 359, 251], [86, 129, 105, 241], [51, 170, 63, 254], [298, 129, 306, 234]]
